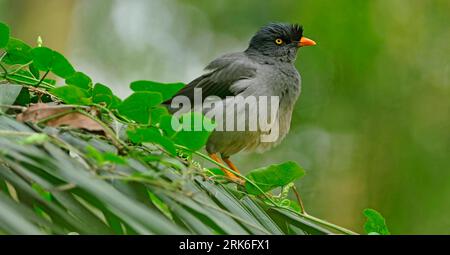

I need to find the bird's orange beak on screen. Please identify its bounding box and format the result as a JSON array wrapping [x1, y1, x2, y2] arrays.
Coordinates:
[[298, 37, 317, 47]]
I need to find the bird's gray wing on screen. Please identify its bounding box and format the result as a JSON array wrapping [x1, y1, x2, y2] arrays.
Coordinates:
[[166, 52, 257, 104]]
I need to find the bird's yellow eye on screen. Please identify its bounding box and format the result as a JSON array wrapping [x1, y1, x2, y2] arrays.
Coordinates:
[[275, 38, 283, 45]]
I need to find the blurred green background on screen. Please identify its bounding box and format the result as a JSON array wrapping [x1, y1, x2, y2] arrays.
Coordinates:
[[1, 0, 449, 234]]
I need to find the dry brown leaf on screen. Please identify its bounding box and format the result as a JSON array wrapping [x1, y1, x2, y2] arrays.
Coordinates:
[[17, 103, 71, 122], [17, 103, 104, 132]]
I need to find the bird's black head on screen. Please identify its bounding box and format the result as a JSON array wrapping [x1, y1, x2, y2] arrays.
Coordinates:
[[246, 23, 316, 62]]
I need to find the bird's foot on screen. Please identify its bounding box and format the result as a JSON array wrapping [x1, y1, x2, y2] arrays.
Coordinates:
[[226, 175, 245, 186], [209, 153, 245, 185]]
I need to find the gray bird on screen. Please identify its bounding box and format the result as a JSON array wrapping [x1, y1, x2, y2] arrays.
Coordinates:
[[167, 23, 316, 182]]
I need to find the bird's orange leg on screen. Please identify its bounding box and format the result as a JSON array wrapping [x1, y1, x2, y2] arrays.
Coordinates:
[[222, 157, 241, 175], [222, 156, 245, 185], [209, 153, 243, 184]]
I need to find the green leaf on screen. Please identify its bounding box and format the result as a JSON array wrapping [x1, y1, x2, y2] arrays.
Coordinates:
[[102, 153, 127, 165], [130, 80, 184, 101], [207, 168, 226, 177], [49, 50, 75, 78], [6, 72, 36, 85], [2, 38, 32, 65], [150, 106, 169, 125], [85, 145, 103, 162], [31, 47, 75, 78], [245, 161, 305, 195], [110, 95, 122, 109], [86, 145, 127, 165], [51, 86, 91, 105], [127, 127, 176, 155], [31, 183, 52, 201], [147, 190, 173, 221], [29, 63, 40, 79], [118, 92, 162, 124], [159, 115, 180, 137], [0, 22, 10, 48], [279, 198, 302, 213], [31, 47, 54, 71], [44, 79, 56, 86], [66, 72, 92, 90], [363, 208, 390, 235], [92, 83, 113, 107], [172, 112, 215, 151]]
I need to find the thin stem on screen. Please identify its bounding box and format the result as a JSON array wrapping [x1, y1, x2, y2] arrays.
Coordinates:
[[95, 104, 133, 124], [35, 70, 49, 87], [0, 51, 6, 62], [8, 61, 33, 75], [6, 73, 54, 89], [36, 109, 78, 125], [0, 63, 7, 77], [24, 85, 60, 101], [301, 213, 358, 235], [0, 104, 27, 111], [92, 103, 129, 125], [0, 51, 7, 77], [292, 185, 306, 214]]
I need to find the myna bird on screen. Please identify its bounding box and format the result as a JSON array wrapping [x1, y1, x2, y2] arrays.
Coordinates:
[[167, 23, 316, 182]]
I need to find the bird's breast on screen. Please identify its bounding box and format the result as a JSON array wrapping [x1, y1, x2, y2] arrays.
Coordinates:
[[256, 63, 301, 102], [205, 64, 301, 156]]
